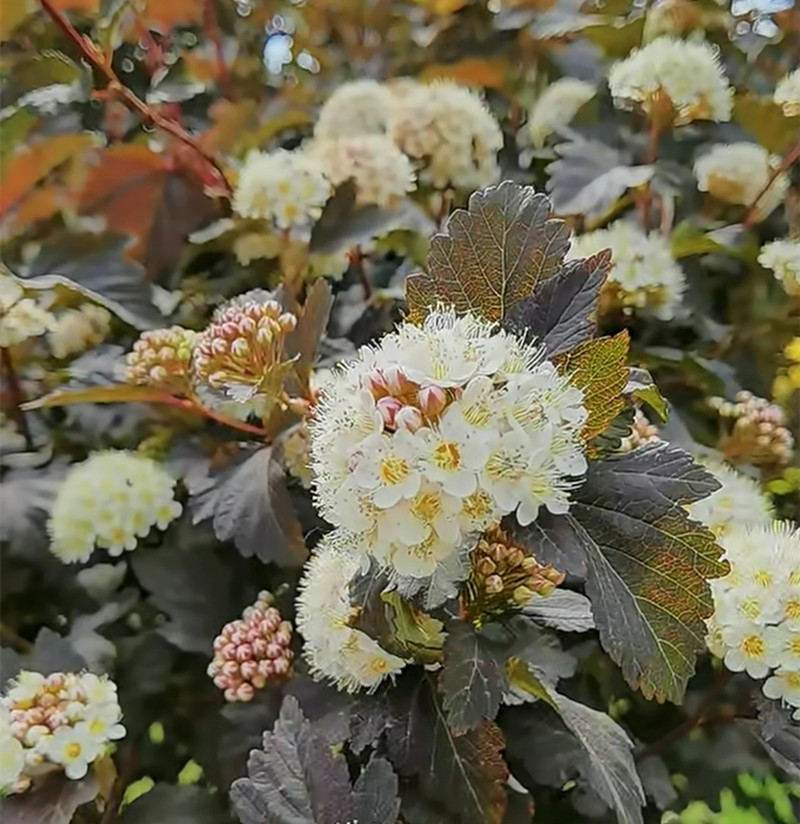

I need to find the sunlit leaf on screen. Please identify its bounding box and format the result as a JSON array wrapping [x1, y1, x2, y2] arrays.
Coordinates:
[[734, 95, 797, 155], [23, 385, 173, 411], [406, 182, 570, 323], [557, 331, 630, 444], [421, 58, 507, 90]]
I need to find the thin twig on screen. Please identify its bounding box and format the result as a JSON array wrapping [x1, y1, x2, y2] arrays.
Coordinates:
[[0, 623, 34, 653], [743, 139, 800, 228], [99, 745, 139, 824], [169, 395, 268, 437], [37, 0, 232, 197], [0, 347, 34, 450], [636, 669, 733, 761], [349, 246, 371, 300]]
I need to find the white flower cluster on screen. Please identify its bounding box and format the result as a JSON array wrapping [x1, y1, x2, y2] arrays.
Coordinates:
[[567, 222, 686, 320], [48, 304, 111, 360], [232, 149, 332, 237], [297, 533, 406, 693], [310, 308, 588, 580], [759, 239, 800, 297], [608, 36, 732, 124], [685, 459, 773, 541], [49, 451, 182, 564], [390, 81, 503, 191], [0, 274, 55, 348], [305, 135, 417, 208], [525, 78, 595, 149], [314, 79, 395, 140], [694, 143, 789, 221], [774, 68, 800, 118], [706, 523, 800, 717], [1, 671, 124, 794]]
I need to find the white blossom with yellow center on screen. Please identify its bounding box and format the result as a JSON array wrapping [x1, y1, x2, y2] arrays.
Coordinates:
[[774, 68, 800, 118], [759, 239, 800, 297], [314, 79, 395, 140], [525, 78, 595, 149]]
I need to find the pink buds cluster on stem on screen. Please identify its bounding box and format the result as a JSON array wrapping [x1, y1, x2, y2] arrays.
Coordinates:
[[208, 591, 294, 702], [124, 326, 197, 394], [362, 365, 449, 433]]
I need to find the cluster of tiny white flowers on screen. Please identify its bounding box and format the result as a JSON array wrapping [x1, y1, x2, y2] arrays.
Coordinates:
[[390, 81, 503, 191], [0, 671, 124, 795], [608, 36, 732, 124], [48, 304, 111, 360], [525, 78, 595, 149], [296, 532, 407, 693], [706, 523, 800, 718], [310, 308, 588, 581], [314, 79, 395, 140], [685, 459, 773, 541], [567, 222, 686, 320], [232, 149, 332, 237], [694, 143, 789, 221], [305, 136, 417, 208], [49, 451, 182, 564], [759, 239, 800, 297], [774, 68, 800, 118], [0, 275, 55, 348]]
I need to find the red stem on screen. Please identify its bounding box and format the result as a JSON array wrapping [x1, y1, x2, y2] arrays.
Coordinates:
[[1, 347, 34, 450], [164, 395, 268, 437], [37, 0, 233, 197], [743, 139, 800, 228]]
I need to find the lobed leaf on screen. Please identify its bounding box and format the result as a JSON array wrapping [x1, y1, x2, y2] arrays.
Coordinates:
[[557, 331, 630, 444], [504, 249, 610, 357], [625, 367, 668, 421], [511, 443, 726, 703], [405, 182, 570, 323]]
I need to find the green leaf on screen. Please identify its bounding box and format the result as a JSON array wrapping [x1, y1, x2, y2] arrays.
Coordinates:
[[504, 249, 611, 357], [557, 331, 630, 444], [734, 95, 797, 154], [189, 446, 307, 568], [230, 696, 400, 824], [23, 385, 174, 411], [386, 672, 508, 824], [505, 657, 556, 709], [625, 367, 668, 421], [511, 443, 727, 703], [0, 774, 98, 824], [406, 182, 570, 323], [381, 591, 445, 663]]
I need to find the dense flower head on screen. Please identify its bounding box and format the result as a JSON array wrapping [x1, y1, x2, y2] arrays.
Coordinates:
[[310, 307, 588, 581], [685, 459, 774, 541], [296, 532, 407, 693], [0, 274, 55, 348], [608, 36, 732, 125], [0, 670, 124, 794], [461, 527, 564, 625], [706, 523, 800, 718], [232, 149, 332, 237], [694, 143, 789, 221], [208, 591, 293, 702], [191, 298, 297, 418], [389, 81, 503, 191], [567, 222, 686, 320], [305, 135, 417, 208], [314, 79, 395, 140], [774, 68, 800, 118], [125, 326, 198, 394], [759, 239, 800, 297], [48, 305, 111, 360], [525, 78, 595, 149], [711, 391, 794, 469], [49, 451, 182, 564]]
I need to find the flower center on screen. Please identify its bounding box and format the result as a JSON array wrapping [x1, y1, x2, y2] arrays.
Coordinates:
[[739, 598, 762, 621], [789, 638, 800, 658], [462, 490, 493, 520], [64, 743, 82, 759], [753, 569, 772, 588], [742, 635, 765, 658], [485, 449, 525, 481], [379, 455, 411, 486], [785, 599, 800, 621], [412, 492, 441, 522], [432, 441, 461, 472]]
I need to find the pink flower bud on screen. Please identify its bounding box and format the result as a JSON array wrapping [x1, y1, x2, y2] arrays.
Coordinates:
[[273, 657, 290, 675], [363, 368, 390, 398], [240, 661, 258, 680], [251, 675, 266, 689], [395, 405, 423, 432], [252, 638, 269, 657], [222, 661, 239, 678], [384, 365, 411, 394], [377, 396, 403, 428], [222, 643, 237, 660], [266, 642, 283, 659], [236, 683, 255, 702], [235, 643, 254, 662], [418, 385, 447, 418]]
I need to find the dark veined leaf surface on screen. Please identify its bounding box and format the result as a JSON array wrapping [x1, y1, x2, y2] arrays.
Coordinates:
[[510, 443, 726, 703], [0, 775, 98, 824], [119, 785, 229, 824], [504, 249, 610, 357], [406, 182, 570, 323]]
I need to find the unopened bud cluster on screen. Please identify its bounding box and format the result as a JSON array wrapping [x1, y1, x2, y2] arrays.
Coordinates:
[[191, 299, 296, 415], [1, 671, 124, 794], [462, 528, 565, 625], [620, 409, 661, 452], [711, 391, 794, 469], [208, 591, 294, 702], [125, 326, 198, 394]]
